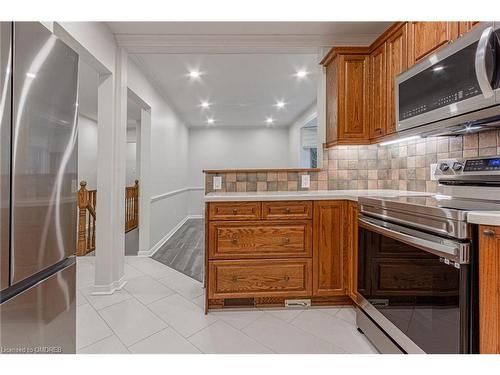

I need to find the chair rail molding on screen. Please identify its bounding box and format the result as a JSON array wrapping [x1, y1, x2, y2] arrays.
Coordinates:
[[150, 186, 204, 203]]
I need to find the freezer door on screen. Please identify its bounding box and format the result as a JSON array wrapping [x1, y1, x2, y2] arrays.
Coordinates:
[[11, 23, 79, 284], [0, 23, 12, 292], [0, 259, 76, 354]]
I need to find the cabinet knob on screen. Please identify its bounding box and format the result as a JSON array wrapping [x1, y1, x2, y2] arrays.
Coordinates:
[[285, 207, 291, 213], [483, 229, 495, 238], [232, 208, 238, 214], [232, 276, 238, 282], [283, 237, 290, 244], [231, 237, 238, 244], [284, 275, 290, 282]]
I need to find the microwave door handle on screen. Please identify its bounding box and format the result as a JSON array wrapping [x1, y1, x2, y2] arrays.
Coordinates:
[[358, 217, 464, 262], [475, 26, 495, 98]]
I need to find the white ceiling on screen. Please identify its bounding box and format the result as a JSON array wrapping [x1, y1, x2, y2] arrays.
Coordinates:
[[134, 53, 318, 128], [108, 22, 391, 37]]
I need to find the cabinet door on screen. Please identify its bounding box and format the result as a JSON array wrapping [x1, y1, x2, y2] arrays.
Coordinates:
[[347, 202, 358, 299], [313, 201, 347, 296], [458, 21, 480, 35], [338, 55, 370, 142], [386, 23, 408, 135], [479, 226, 500, 354], [325, 58, 339, 145], [408, 22, 459, 64], [369, 43, 387, 139]]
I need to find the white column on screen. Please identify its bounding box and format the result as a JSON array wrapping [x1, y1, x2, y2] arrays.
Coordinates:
[[94, 72, 117, 293], [93, 47, 128, 294], [138, 109, 151, 256], [111, 47, 128, 286]]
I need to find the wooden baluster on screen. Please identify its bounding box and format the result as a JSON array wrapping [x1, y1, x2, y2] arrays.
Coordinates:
[[134, 180, 139, 228], [77, 181, 89, 256]]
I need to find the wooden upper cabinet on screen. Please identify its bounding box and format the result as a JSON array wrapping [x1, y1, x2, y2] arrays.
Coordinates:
[[369, 43, 387, 139], [325, 58, 339, 145], [479, 225, 500, 354], [386, 23, 408, 135], [313, 200, 347, 296], [323, 50, 370, 146], [408, 22, 459, 64], [338, 54, 370, 143]]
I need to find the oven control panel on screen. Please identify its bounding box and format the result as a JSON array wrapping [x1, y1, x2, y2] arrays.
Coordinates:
[[436, 156, 500, 182], [463, 157, 500, 172]]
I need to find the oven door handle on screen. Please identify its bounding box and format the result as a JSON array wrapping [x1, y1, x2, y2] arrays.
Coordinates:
[[358, 217, 469, 264]]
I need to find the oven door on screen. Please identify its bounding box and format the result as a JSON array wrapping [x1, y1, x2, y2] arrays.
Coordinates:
[[357, 216, 473, 354]]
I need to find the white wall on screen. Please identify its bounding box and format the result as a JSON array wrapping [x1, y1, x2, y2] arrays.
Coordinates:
[[125, 142, 137, 186], [188, 126, 290, 215], [288, 105, 317, 167], [127, 59, 191, 250], [77, 115, 98, 189]]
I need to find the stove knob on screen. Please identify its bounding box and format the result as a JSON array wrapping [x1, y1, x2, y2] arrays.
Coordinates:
[[439, 163, 450, 172], [452, 162, 463, 171]]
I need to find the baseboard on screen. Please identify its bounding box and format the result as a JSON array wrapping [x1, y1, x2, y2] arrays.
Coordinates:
[[91, 275, 127, 295], [144, 215, 201, 257]]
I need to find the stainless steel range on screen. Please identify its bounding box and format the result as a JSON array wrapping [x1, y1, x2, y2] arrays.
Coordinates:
[[355, 155, 500, 354]]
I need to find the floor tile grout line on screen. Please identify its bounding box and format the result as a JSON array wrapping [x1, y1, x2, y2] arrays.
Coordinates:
[[77, 294, 131, 354], [286, 309, 369, 354], [92, 291, 166, 350], [259, 310, 349, 354], [77, 333, 122, 353]]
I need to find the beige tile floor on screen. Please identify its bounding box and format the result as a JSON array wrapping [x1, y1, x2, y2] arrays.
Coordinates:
[[76, 256, 378, 354]]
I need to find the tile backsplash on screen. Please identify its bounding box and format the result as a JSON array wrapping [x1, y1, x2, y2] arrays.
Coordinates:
[[205, 129, 500, 194]]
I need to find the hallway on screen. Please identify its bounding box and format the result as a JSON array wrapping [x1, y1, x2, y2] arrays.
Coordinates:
[[76, 257, 377, 354], [152, 218, 204, 282]]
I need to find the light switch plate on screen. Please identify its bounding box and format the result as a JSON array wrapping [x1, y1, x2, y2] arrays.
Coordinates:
[[301, 174, 310, 188], [430, 164, 438, 181], [213, 176, 222, 190]]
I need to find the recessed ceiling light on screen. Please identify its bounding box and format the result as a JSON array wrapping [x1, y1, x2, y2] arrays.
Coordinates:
[[295, 70, 308, 79], [207, 118, 215, 125], [200, 100, 210, 109], [275, 100, 286, 109], [266, 117, 274, 125], [188, 70, 201, 79]]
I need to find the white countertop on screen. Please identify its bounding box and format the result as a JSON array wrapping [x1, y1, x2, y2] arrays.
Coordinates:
[[467, 211, 500, 226], [205, 189, 500, 226], [204, 189, 432, 202]]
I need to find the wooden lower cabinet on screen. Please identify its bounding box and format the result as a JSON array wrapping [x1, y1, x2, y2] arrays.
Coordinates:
[[479, 225, 500, 354], [313, 201, 348, 296], [208, 259, 312, 299], [205, 200, 355, 311], [208, 220, 312, 259]]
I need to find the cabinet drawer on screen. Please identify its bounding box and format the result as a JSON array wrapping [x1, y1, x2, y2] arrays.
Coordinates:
[[262, 201, 312, 220], [208, 221, 312, 259], [208, 259, 312, 298], [208, 202, 261, 221]]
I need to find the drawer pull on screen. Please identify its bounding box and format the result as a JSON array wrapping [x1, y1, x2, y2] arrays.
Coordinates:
[[483, 229, 495, 237], [285, 207, 291, 213], [282, 237, 290, 244], [284, 275, 290, 282], [232, 208, 238, 214], [231, 238, 238, 244]]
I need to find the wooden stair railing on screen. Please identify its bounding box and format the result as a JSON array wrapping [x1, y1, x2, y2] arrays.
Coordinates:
[[77, 181, 96, 256], [77, 180, 139, 256], [125, 180, 139, 232]]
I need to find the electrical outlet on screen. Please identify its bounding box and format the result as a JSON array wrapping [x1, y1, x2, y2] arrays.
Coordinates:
[[213, 176, 222, 190], [430, 163, 438, 181], [301, 174, 310, 188]]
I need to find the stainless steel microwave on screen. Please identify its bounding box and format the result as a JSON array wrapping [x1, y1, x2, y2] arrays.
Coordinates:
[[396, 22, 500, 137]]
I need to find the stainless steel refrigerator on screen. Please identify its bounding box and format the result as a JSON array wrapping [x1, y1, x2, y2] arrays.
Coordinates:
[[0, 22, 79, 354]]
